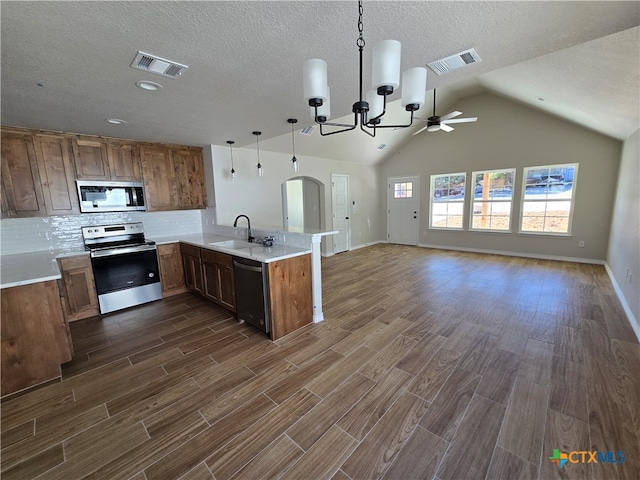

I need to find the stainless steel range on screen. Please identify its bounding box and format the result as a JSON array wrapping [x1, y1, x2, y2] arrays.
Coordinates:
[[82, 222, 162, 314]]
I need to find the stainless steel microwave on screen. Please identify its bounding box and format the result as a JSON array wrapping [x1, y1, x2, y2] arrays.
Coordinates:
[[76, 180, 146, 213]]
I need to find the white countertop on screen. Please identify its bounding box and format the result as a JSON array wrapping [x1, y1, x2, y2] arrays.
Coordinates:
[[151, 233, 312, 263], [0, 251, 63, 288], [1, 234, 312, 289]]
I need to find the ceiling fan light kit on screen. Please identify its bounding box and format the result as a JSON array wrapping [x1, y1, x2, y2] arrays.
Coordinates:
[[303, 0, 427, 137]]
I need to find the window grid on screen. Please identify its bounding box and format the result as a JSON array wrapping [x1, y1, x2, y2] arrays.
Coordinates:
[[520, 163, 578, 235], [394, 182, 413, 199], [430, 173, 466, 230], [470, 168, 516, 232]]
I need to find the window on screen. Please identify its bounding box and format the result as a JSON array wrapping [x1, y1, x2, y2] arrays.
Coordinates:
[[470, 168, 516, 232], [430, 173, 466, 229], [393, 182, 413, 198], [520, 164, 578, 235]]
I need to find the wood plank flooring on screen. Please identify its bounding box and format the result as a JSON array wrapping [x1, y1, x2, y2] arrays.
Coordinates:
[[2, 244, 639, 480]]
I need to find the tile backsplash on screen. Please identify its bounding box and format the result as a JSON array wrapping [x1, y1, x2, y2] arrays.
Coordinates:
[[1, 210, 204, 255]]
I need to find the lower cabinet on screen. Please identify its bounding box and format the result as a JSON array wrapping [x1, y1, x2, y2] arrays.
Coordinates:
[[157, 243, 187, 297], [1, 281, 73, 397], [57, 255, 100, 322], [201, 249, 236, 313], [181, 243, 204, 295]]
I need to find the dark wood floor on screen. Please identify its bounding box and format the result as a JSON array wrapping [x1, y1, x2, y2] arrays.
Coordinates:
[[2, 244, 639, 480]]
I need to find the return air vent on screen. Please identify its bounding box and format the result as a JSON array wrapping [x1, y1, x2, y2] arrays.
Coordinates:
[[300, 126, 315, 135], [427, 48, 481, 75], [130, 51, 188, 78], [376, 143, 388, 150]]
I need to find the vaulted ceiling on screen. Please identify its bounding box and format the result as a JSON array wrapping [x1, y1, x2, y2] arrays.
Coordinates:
[[2, 1, 638, 166]]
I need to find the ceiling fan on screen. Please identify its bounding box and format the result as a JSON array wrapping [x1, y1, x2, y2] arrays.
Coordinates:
[[413, 89, 477, 134]]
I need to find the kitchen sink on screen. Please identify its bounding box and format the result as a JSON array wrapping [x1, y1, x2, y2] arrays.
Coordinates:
[[209, 240, 255, 250]]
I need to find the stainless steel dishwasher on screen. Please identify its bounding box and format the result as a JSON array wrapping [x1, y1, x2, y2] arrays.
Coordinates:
[[232, 257, 270, 334]]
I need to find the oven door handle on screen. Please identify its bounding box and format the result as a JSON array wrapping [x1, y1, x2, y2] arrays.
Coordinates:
[[90, 244, 157, 258]]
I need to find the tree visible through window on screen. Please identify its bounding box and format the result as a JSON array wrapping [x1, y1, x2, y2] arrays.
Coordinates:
[[430, 173, 465, 229], [470, 169, 516, 232], [520, 164, 578, 235]]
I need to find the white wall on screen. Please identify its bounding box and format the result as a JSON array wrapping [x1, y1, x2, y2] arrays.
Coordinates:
[[380, 92, 622, 261], [209, 144, 382, 254], [607, 129, 640, 336]]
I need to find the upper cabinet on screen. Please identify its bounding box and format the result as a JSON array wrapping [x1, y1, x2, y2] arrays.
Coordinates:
[[1, 130, 47, 218], [173, 147, 207, 209], [71, 136, 110, 180], [141, 144, 206, 211], [107, 141, 141, 182], [1, 126, 205, 217], [32, 134, 80, 216]]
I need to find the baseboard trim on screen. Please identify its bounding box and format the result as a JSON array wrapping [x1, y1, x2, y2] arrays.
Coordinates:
[[349, 240, 385, 252], [416, 243, 605, 265], [604, 263, 640, 343]]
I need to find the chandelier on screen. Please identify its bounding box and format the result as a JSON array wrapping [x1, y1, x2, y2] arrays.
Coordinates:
[[303, 0, 427, 137]]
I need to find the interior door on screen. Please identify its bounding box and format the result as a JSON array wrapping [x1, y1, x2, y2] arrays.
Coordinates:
[[331, 174, 350, 254], [387, 176, 420, 245]]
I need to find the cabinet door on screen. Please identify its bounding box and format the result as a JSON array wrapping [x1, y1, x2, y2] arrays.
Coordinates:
[[58, 255, 99, 322], [140, 145, 178, 211], [1, 131, 47, 217], [33, 134, 80, 215], [1, 281, 72, 396], [71, 136, 110, 180], [173, 147, 206, 209], [216, 254, 236, 312], [201, 258, 220, 303], [157, 243, 186, 296], [107, 141, 142, 182]]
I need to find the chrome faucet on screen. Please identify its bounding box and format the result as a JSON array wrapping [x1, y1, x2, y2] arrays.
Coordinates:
[[233, 215, 254, 243]]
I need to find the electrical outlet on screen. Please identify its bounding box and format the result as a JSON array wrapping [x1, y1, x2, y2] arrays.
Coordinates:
[[578, 241, 585, 247]]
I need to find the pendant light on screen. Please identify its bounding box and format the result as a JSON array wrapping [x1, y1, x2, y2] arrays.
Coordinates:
[[288, 118, 299, 172], [253, 131, 263, 177], [226, 140, 236, 180]]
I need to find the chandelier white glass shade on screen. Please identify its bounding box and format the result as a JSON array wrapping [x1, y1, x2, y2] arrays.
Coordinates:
[[226, 140, 236, 180], [303, 0, 427, 137], [253, 131, 264, 177], [288, 118, 299, 172]]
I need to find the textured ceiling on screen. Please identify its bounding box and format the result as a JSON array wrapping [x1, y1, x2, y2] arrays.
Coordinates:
[[1, 1, 638, 166]]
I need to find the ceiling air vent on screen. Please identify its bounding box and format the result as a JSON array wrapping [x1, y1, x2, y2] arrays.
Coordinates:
[[300, 126, 315, 135], [377, 143, 388, 150], [427, 48, 481, 75], [130, 51, 188, 78]]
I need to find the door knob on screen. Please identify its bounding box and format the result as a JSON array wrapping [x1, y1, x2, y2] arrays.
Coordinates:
[[345, 217, 350, 219]]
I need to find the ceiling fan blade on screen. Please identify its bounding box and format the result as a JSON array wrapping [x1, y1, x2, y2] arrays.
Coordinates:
[[412, 124, 430, 135], [440, 124, 454, 132], [440, 111, 462, 121], [443, 117, 478, 124]]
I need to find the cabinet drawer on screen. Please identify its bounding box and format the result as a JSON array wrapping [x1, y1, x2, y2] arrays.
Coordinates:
[[201, 248, 233, 266], [180, 243, 200, 258]]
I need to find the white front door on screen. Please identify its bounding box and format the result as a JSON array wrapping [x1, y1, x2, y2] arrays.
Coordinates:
[[387, 176, 420, 245], [331, 174, 350, 254]]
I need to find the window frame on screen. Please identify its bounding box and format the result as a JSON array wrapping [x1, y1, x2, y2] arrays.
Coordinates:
[[429, 172, 467, 231], [393, 181, 414, 199], [469, 168, 517, 233], [519, 163, 579, 237]]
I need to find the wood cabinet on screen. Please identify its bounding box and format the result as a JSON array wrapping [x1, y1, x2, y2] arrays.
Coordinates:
[[201, 249, 236, 312], [32, 134, 80, 215], [1, 281, 73, 397], [70, 136, 110, 180], [173, 147, 207, 209], [181, 243, 203, 294], [107, 141, 142, 182], [268, 254, 313, 340], [140, 145, 178, 211], [58, 255, 99, 322], [1, 130, 47, 218], [157, 243, 187, 297]]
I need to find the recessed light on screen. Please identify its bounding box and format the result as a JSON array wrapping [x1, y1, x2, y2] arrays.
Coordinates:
[[106, 118, 126, 125], [136, 80, 163, 91]]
